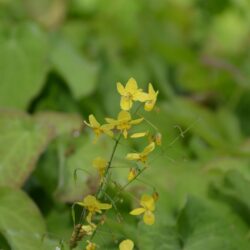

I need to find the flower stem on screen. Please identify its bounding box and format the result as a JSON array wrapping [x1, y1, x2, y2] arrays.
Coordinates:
[[69, 134, 122, 249], [96, 134, 121, 199]]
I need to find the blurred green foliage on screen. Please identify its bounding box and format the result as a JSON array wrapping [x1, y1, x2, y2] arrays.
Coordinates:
[[0, 0, 250, 249]]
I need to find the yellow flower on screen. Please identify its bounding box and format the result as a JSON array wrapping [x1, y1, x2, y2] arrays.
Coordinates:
[[119, 239, 134, 250], [126, 142, 155, 163], [117, 78, 148, 111], [128, 168, 137, 181], [106, 111, 143, 139], [92, 157, 108, 182], [77, 195, 112, 223], [144, 83, 158, 111], [130, 194, 155, 225], [86, 241, 96, 250], [84, 114, 114, 141]]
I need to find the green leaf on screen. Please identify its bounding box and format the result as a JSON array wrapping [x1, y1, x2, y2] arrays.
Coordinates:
[[54, 134, 114, 202], [0, 23, 49, 109], [211, 170, 250, 225], [34, 111, 83, 137], [0, 110, 53, 187], [51, 40, 98, 98], [177, 197, 250, 250], [0, 187, 57, 250], [162, 99, 242, 150], [137, 197, 250, 250]]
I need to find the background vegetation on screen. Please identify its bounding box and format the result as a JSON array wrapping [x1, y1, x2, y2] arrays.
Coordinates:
[[1, 0, 250, 249]]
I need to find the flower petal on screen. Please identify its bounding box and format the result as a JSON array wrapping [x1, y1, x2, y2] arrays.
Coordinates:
[[144, 100, 155, 112], [119, 239, 134, 250], [143, 211, 155, 225], [126, 77, 138, 94], [89, 114, 100, 127], [128, 168, 137, 181], [148, 83, 155, 96], [92, 157, 107, 170], [118, 110, 131, 121], [140, 194, 155, 211], [126, 153, 141, 161], [130, 117, 143, 125], [105, 118, 117, 125], [133, 91, 148, 102], [142, 142, 155, 155], [120, 96, 133, 111], [130, 207, 145, 215], [117, 82, 126, 95], [130, 132, 147, 138], [101, 124, 114, 137], [98, 203, 112, 210], [83, 195, 98, 206], [123, 129, 128, 139]]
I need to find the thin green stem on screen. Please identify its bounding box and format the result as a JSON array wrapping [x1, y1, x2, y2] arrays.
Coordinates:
[[113, 166, 147, 203], [96, 134, 122, 199]]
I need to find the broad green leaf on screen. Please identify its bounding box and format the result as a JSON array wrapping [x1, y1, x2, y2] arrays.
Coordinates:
[[0, 23, 49, 109], [0, 110, 53, 187], [211, 170, 250, 225], [34, 111, 83, 136], [54, 134, 114, 202], [137, 223, 181, 250], [0, 187, 58, 250], [177, 197, 250, 250], [51, 40, 98, 98], [162, 99, 242, 150], [138, 196, 250, 250]]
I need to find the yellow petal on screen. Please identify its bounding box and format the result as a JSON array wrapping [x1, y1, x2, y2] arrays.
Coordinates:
[[143, 211, 155, 225], [117, 82, 126, 95], [126, 153, 141, 161], [105, 118, 117, 125], [101, 123, 114, 130], [89, 115, 100, 127], [119, 239, 134, 250], [98, 202, 112, 210], [128, 168, 137, 181], [126, 77, 138, 94], [144, 100, 155, 112], [120, 96, 133, 111], [123, 129, 128, 139], [101, 124, 114, 137], [142, 142, 155, 155], [92, 157, 107, 170], [103, 129, 114, 137], [130, 207, 145, 215], [140, 194, 155, 211], [118, 110, 131, 121], [83, 195, 97, 205], [130, 117, 143, 125], [133, 91, 148, 102], [148, 83, 155, 96], [130, 132, 147, 138]]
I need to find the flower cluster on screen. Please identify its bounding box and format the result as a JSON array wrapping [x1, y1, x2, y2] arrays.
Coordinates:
[[72, 78, 160, 249]]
